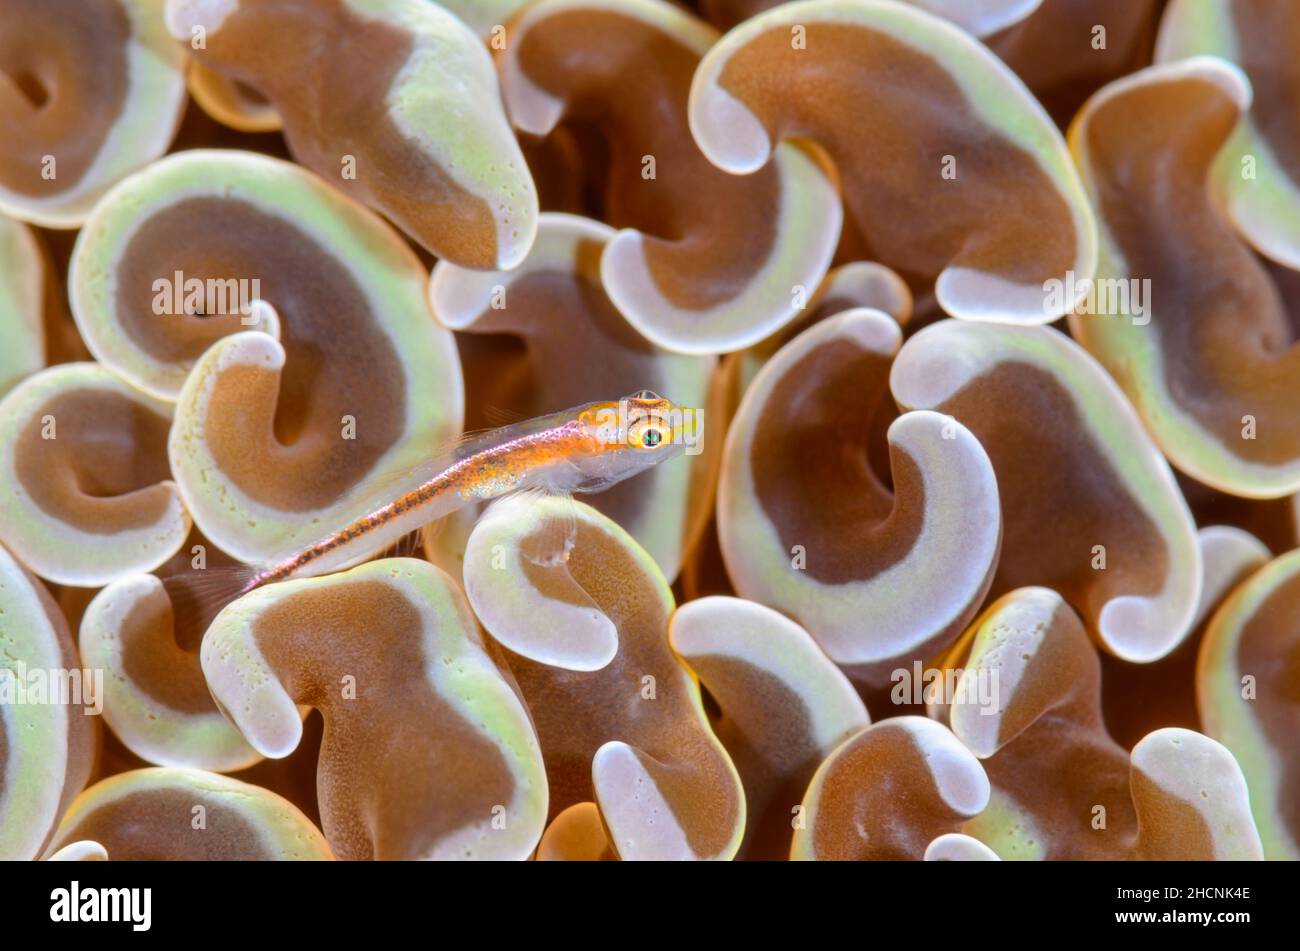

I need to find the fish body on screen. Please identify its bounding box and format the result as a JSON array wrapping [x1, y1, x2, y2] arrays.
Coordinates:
[[236, 390, 697, 594]]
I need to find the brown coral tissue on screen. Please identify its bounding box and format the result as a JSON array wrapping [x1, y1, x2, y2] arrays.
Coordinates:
[[2, 0, 1298, 896]]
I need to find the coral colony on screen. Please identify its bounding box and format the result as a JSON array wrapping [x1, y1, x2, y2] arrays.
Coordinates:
[[0, 0, 1295, 863]]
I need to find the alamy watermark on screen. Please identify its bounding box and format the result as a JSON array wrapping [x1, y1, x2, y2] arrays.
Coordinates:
[[890, 660, 999, 716], [50, 882, 150, 931], [0, 662, 103, 716], [1044, 269, 1151, 326], [151, 270, 266, 324], [593, 396, 705, 456]]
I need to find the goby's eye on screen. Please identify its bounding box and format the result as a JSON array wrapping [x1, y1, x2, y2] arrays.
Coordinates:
[[641, 428, 662, 448]]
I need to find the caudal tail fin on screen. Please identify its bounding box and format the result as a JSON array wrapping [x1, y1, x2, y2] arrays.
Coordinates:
[[162, 564, 259, 643]]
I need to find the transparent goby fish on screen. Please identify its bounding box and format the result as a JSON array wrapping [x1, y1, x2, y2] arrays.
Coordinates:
[[168, 390, 701, 620]]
